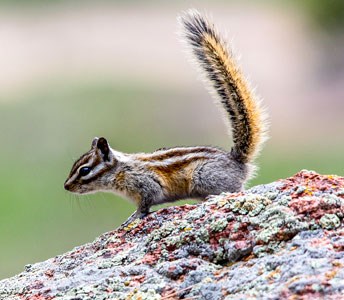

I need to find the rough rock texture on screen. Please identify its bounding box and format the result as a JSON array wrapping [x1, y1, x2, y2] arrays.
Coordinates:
[[1, 170, 344, 300]]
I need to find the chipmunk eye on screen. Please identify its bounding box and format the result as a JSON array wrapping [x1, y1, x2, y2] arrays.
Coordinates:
[[79, 167, 91, 177]]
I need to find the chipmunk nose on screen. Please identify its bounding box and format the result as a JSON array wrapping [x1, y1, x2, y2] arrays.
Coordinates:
[[64, 181, 71, 191]]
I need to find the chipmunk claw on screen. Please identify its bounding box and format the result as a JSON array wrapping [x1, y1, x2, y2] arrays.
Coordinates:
[[120, 211, 150, 230]]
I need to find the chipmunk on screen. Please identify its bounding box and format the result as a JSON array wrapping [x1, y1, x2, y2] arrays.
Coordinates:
[[64, 10, 267, 224]]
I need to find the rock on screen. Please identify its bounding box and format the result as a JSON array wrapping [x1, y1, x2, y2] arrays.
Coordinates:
[[0, 170, 343, 299]]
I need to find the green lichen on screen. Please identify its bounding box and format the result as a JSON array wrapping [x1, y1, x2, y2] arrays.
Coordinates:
[[164, 209, 211, 244], [319, 214, 341, 229], [224, 194, 271, 217], [188, 205, 208, 220], [105, 236, 122, 246], [209, 218, 228, 232], [266, 191, 279, 201], [231, 222, 241, 233], [147, 222, 175, 243], [269, 241, 287, 254], [322, 194, 344, 206], [213, 247, 225, 263], [251, 207, 309, 244], [125, 289, 161, 300], [311, 283, 324, 293], [109, 249, 133, 267], [178, 219, 195, 231], [295, 186, 306, 194], [336, 188, 344, 196], [164, 234, 184, 248], [277, 195, 292, 206], [243, 196, 271, 216], [256, 227, 280, 244], [98, 261, 114, 269], [159, 249, 170, 262], [195, 227, 210, 242], [309, 219, 321, 230]]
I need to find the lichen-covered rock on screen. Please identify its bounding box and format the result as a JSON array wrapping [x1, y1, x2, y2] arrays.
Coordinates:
[[0, 170, 343, 300]]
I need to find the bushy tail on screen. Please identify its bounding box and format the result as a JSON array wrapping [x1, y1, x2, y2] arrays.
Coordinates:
[[179, 9, 267, 163]]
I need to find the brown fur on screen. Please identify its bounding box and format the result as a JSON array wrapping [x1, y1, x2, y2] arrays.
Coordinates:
[[149, 158, 203, 197]]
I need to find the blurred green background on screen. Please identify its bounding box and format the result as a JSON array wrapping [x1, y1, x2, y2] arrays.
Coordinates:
[[0, 0, 343, 279]]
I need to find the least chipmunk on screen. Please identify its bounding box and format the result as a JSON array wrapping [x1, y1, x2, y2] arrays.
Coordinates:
[[64, 10, 268, 223]]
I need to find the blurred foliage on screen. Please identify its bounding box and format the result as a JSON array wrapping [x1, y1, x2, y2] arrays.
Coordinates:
[[0, 0, 139, 5], [1, 0, 344, 30], [298, 0, 344, 32]]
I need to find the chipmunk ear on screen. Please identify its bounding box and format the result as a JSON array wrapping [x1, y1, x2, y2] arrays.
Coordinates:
[[91, 137, 99, 148], [96, 137, 110, 161]]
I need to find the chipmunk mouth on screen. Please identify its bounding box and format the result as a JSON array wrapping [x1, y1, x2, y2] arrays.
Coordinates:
[[64, 181, 93, 194]]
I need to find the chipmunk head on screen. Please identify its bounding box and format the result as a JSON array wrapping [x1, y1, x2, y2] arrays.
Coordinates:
[[64, 137, 118, 194]]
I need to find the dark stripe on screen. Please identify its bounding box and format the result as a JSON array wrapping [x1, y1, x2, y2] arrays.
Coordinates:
[[69, 151, 93, 176], [150, 155, 209, 171], [81, 166, 109, 184], [140, 147, 222, 162]]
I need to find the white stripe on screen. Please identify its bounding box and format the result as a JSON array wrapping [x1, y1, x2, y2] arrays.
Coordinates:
[[141, 152, 212, 167], [111, 149, 131, 163]]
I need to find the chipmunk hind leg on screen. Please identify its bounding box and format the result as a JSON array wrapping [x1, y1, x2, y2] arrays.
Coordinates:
[[192, 158, 248, 197]]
